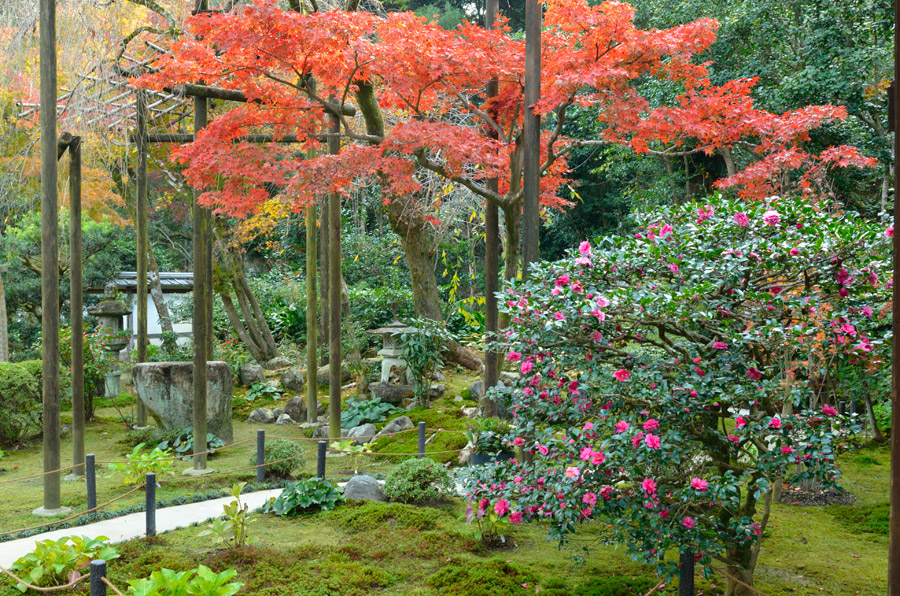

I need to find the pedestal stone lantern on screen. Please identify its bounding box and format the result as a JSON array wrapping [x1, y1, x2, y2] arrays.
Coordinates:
[[87, 284, 132, 397], [368, 321, 417, 384]]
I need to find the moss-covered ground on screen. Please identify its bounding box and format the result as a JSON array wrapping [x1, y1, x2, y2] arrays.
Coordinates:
[[0, 368, 891, 595]]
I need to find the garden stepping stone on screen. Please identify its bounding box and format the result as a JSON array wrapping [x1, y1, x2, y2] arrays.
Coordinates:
[[342, 474, 386, 502]]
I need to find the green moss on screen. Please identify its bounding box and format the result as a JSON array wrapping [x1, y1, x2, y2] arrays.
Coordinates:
[[371, 407, 468, 463], [829, 503, 890, 536], [326, 501, 449, 533], [577, 576, 656, 596], [428, 560, 544, 596]]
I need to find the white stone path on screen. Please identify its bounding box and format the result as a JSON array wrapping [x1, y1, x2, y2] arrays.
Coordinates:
[[0, 489, 283, 568]]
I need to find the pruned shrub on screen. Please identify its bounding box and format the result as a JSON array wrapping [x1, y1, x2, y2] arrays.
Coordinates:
[[0, 362, 40, 445], [384, 457, 453, 504], [249, 439, 306, 478]]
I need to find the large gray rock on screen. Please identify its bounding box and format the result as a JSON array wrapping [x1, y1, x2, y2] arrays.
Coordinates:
[[317, 364, 351, 385], [347, 423, 377, 444], [133, 361, 234, 443], [284, 396, 307, 422], [468, 380, 484, 400], [342, 474, 385, 502], [429, 384, 446, 399], [239, 363, 265, 387], [265, 356, 294, 370], [369, 382, 414, 404], [275, 413, 296, 425], [281, 368, 305, 393], [248, 408, 275, 424], [375, 415, 414, 439]]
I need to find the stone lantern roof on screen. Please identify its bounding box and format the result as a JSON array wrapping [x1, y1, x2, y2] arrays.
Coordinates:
[[368, 321, 417, 358]]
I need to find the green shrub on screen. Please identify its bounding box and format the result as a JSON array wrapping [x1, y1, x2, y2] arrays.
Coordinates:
[[9, 535, 119, 592], [17, 359, 72, 401], [577, 576, 656, 596], [384, 457, 453, 504], [156, 427, 225, 461], [248, 439, 306, 478], [109, 443, 176, 485], [327, 501, 448, 532], [341, 398, 402, 429], [0, 361, 40, 445], [265, 478, 343, 516]]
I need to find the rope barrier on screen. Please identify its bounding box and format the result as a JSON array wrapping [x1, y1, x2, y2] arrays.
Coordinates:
[[0, 484, 146, 538], [267, 426, 420, 443], [0, 564, 91, 593], [161, 449, 318, 485], [0, 465, 78, 486], [96, 437, 255, 465], [640, 581, 666, 596], [101, 575, 127, 596], [710, 566, 772, 596]]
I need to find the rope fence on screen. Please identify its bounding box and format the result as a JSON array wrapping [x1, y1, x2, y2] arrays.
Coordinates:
[[0, 563, 91, 593]]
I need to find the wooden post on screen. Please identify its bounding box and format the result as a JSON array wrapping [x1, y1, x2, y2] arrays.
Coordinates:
[[191, 93, 210, 472], [327, 114, 342, 441], [306, 191, 318, 422], [135, 92, 149, 427], [888, 2, 900, 589], [481, 0, 500, 416], [0, 265, 8, 362], [522, 0, 542, 280], [38, 0, 62, 513], [69, 136, 85, 476]]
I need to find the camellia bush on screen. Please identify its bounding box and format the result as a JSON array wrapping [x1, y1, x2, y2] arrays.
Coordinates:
[[461, 195, 891, 595]]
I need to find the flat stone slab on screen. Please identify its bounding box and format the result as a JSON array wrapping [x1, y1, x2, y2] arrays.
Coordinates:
[[133, 361, 234, 444]]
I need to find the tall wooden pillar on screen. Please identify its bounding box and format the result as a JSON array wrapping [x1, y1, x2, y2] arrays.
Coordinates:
[[306, 168, 319, 423], [522, 0, 542, 280], [135, 92, 149, 427], [482, 0, 500, 416], [0, 265, 8, 362], [190, 94, 210, 472], [38, 0, 62, 513], [69, 137, 85, 477], [327, 114, 342, 440]]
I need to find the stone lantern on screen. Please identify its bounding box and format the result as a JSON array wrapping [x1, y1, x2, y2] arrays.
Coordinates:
[[367, 321, 417, 384], [87, 284, 132, 397]]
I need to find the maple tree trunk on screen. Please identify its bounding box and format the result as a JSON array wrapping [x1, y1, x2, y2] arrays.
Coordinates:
[[219, 292, 265, 363], [502, 202, 521, 283], [147, 246, 174, 334]]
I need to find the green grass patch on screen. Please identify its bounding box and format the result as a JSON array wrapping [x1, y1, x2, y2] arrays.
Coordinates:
[[829, 503, 890, 536]]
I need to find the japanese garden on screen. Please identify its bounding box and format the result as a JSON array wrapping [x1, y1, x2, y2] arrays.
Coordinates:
[[0, 0, 897, 594]]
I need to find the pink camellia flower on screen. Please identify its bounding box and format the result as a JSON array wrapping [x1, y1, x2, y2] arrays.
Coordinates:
[[590, 331, 603, 343], [735, 416, 747, 428], [733, 212, 750, 227], [790, 248, 799, 256], [506, 351, 522, 362], [769, 418, 782, 429], [862, 306, 873, 318], [747, 367, 762, 380], [668, 263, 679, 274], [886, 226, 894, 238], [521, 361, 534, 374], [554, 312, 566, 321], [781, 446, 794, 454], [575, 256, 592, 266], [713, 341, 728, 350], [645, 434, 661, 450], [565, 466, 581, 480], [690, 477, 709, 491], [509, 511, 523, 525], [580, 447, 593, 460], [642, 478, 657, 495], [600, 486, 614, 499], [822, 404, 838, 416], [613, 369, 630, 382], [643, 419, 660, 431], [583, 422, 594, 431], [763, 210, 780, 226], [728, 434, 740, 444], [513, 437, 525, 446], [582, 492, 598, 506], [536, 444, 549, 456], [494, 499, 510, 516], [579, 241, 592, 256], [682, 516, 696, 529], [614, 420, 630, 434], [591, 451, 606, 465], [555, 274, 570, 287]]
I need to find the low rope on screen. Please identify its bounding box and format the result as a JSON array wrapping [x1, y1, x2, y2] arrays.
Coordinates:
[[710, 566, 771, 596], [101, 575, 127, 596], [0, 464, 78, 486], [163, 449, 318, 484], [334, 447, 466, 456], [640, 582, 666, 596], [97, 437, 255, 465], [0, 564, 91, 592], [267, 426, 420, 443], [0, 483, 146, 538]]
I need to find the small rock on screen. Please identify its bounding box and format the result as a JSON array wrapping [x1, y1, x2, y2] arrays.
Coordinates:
[[239, 363, 265, 387], [273, 408, 284, 418], [461, 406, 478, 419], [347, 423, 377, 444], [298, 422, 319, 430], [342, 474, 385, 502], [284, 396, 307, 422], [275, 414, 296, 425], [499, 371, 519, 385], [453, 395, 464, 402], [313, 424, 349, 439], [468, 380, 484, 401], [247, 408, 275, 424], [369, 382, 414, 404], [429, 383, 446, 399], [375, 415, 414, 439], [317, 364, 352, 385], [432, 369, 446, 382], [265, 356, 293, 370], [281, 368, 305, 393], [60, 424, 72, 438]]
